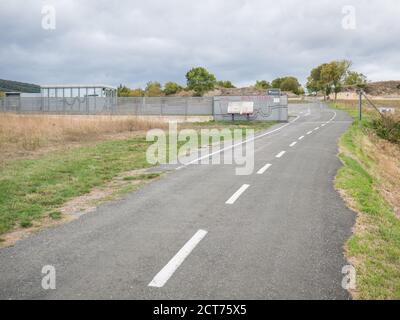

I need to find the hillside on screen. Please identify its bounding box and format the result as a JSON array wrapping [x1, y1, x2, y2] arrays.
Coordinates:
[[330, 81, 400, 100], [0, 79, 40, 93], [364, 81, 400, 96], [204, 87, 267, 97]]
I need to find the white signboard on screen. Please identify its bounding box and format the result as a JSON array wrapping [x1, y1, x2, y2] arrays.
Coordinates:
[[378, 107, 395, 114], [227, 101, 254, 115]]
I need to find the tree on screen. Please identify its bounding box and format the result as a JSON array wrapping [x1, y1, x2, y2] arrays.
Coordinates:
[[297, 87, 305, 95], [320, 60, 351, 100], [306, 60, 352, 100], [186, 67, 217, 96], [0, 91, 4, 97], [254, 80, 271, 90], [271, 76, 302, 94], [164, 82, 183, 95], [280, 77, 302, 95], [145, 81, 164, 97], [117, 84, 132, 97], [118, 85, 145, 97], [345, 71, 367, 88], [217, 80, 236, 89], [130, 88, 145, 97], [306, 64, 330, 98], [271, 78, 284, 89]]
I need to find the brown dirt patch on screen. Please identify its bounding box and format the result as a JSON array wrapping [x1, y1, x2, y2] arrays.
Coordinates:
[[0, 168, 162, 248]]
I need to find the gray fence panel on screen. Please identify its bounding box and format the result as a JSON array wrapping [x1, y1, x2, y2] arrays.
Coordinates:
[[114, 97, 213, 116], [0, 97, 4, 112], [187, 97, 214, 115]]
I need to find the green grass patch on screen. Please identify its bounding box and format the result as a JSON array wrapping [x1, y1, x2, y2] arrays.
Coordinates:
[[330, 101, 364, 119], [183, 120, 277, 132], [0, 137, 153, 235], [49, 211, 62, 220], [20, 219, 33, 228], [333, 104, 400, 299], [0, 120, 264, 236]]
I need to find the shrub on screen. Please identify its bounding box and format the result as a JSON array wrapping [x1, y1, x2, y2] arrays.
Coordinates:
[[145, 82, 164, 97], [217, 80, 236, 89], [371, 115, 400, 144], [164, 82, 182, 95], [254, 80, 271, 90], [186, 67, 217, 96]]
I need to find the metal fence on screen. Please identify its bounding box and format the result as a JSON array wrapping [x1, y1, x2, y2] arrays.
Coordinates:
[[0, 95, 288, 121], [0, 96, 116, 114], [116, 97, 213, 116]]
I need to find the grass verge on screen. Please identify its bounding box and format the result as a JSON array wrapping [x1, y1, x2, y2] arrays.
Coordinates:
[[331, 102, 400, 299], [0, 137, 153, 236], [179, 120, 277, 131]]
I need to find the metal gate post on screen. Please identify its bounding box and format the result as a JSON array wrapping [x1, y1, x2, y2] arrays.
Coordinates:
[[78, 87, 81, 113], [86, 87, 89, 114], [63, 88, 66, 113], [212, 97, 215, 120]]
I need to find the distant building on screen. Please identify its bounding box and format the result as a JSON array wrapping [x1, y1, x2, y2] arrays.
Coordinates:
[[1, 85, 117, 113], [39, 84, 118, 113], [40, 84, 117, 100]]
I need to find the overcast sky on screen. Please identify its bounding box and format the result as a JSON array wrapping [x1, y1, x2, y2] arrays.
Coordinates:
[[0, 0, 399, 88]]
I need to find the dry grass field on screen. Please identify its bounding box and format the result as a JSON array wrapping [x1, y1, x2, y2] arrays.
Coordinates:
[[0, 113, 168, 163], [335, 98, 400, 110]]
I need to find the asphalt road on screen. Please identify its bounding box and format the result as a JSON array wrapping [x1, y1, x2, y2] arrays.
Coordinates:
[[0, 102, 356, 300]]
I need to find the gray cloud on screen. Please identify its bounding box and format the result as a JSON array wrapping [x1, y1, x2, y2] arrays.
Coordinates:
[[0, 0, 399, 87]]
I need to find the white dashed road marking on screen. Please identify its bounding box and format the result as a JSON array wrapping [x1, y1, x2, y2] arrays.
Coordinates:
[[148, 229, 208, 288], [257, 163, 272, 175], [289, 142, 297, 147], [276, 151, 286, 158], [226, 184, 250, 205]]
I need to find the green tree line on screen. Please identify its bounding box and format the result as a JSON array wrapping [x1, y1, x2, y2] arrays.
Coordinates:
[[118, 67, 305, 97], [306, 60, 367, 100]]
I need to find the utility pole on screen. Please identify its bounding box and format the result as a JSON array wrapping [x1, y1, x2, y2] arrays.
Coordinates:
[[358, 89, 363, 121]]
